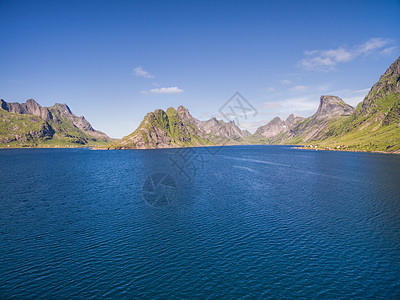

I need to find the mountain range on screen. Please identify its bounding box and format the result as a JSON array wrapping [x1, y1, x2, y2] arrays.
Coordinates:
[[254, 95, 356, 144], [0, 99, 110, 147], [107, 56, 400, 152], [279, 56, 400, 152], [1, 56, 399, 152], [105, 106, 253, 149]]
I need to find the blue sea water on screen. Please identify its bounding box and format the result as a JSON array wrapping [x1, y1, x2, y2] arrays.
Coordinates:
[[0, 145, 399, 299]]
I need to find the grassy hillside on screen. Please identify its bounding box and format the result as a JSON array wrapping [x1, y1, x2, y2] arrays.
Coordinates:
[[279, 57, 400, 153], [0, 100, 111, 148], [107, 107, 213, 149], [309, 93, 400, 152]]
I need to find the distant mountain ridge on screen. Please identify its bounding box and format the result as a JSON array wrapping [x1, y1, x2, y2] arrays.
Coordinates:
[[195, 117, 250, 140], [255, 114, 305, 143], [2, 57, 399, 152], [0, 99, 110, 146], [270, 95, 355, 143], [252, 56, 400, 152], [107, 56, 400, 152], [106, 105, 254, 149]]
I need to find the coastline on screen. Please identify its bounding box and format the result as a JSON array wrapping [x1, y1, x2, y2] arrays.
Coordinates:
[[2, 143, 399, 155], [92, 143, 400, 155], [295, 145, 400, 155], [0, 145, 93, 149]]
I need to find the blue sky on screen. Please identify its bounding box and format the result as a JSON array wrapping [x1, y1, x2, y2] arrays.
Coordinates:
[[1, 0, 399, 138]]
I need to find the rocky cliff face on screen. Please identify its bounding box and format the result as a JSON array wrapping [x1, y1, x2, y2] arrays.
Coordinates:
[[195, 117, 248, 140], [286, 114, 305, 129], [109, 95, 358, 150], [47, 103, 108, 140], [1, 99, 53, 120], [108, 106, 209, 149], [313, 96, 355, 120], [97, 57, 400, 151], [282, 56, 400, 151], [107, 57, 399, 151], [254, 95, 355, 143], [256, 117, 286, 138], [360, 56, 400, 115], [255, 114, 304, 142], [0, 98, 110, 146], [107, 105, 253, 149], [318, 56, 400, 151]]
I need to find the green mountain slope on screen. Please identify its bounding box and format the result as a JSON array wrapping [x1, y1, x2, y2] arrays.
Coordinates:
[[106, 106, 219, 149], [280, 95, 355, 144], [253, 56, 400, 153], [105, 105, 258, 149], [307, 56, 400, 152], [109, 55, 400, 152], [5, 57, 397, 152], [0, 99, 111, 147]]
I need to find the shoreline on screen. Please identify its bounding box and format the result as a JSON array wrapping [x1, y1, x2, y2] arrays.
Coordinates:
[[2, 143, 399, 155], [295, 146, 400, 155], [0, 145, 93, 150]]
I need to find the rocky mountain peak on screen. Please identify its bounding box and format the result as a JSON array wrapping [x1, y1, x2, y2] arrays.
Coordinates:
[[314, 95, 354, 120], [270, 116, 283, 124], [286, 114, 295, 122], [255, 117, 286, 138], [361, 56, 400, 113], [194, 115, 248, 140], [0, 98, 52, 120], [176, 105, 195, 125], [380, 56, 400, 80], [285, 114, 305, 128], [255, 113, 305, 140], [153, 109, 165, 116], [320, 95, 342, 104], [26, 98, 40, 106], [177, 105, 188, 113], [24, 99, 42, 115], [53, 103, 72, 115], [0, 98, 110, 145]]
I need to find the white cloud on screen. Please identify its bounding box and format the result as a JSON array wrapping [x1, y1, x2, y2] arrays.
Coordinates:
[[134, 67, 155, 79], [299, 38, 394, 71], [267, 87, 275, 92], [356, 38, 388, 54], [280, 79, 291, 84], [290, 85, 308, 91], [381, 46, 397, 56], [280, 96, 320, 113], [149, 86, 184, 94]]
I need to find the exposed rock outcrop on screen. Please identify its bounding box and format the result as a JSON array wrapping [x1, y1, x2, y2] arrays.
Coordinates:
[[107, 105, 252, 149], [0, 98, 110, 145], [360, 56, 400, 114], [253, 56, 400, 151], [313, 96, 355, 120], [255, 114, 304, 141], [195, 117, 248, 140], [108, 106, 208, 149]]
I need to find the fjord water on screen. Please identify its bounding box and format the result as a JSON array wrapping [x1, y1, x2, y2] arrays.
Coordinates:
[[0, 146, 399, 299]]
